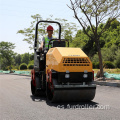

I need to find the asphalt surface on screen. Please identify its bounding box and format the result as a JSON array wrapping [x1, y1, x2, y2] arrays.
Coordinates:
[[0, 74, 120, 120]]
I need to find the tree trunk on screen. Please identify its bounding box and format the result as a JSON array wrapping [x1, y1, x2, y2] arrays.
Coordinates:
[[98, 47, 104, 77], [10, 65, 12, 73], [95, 40, 104, 78]]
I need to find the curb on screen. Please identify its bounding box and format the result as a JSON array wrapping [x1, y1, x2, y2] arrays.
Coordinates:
[[94, 81, 120, 87]]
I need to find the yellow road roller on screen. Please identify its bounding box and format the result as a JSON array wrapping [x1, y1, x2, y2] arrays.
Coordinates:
[[31, 20, 96, 102]]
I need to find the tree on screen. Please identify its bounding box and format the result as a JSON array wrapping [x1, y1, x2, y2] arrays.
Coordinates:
[[68, 0, 120, 77], [73, 28, 98, 57], [21, 53, 30, 65], [17, 14, 40, 50], [0, 41, 16, 71], [29, 53, 34, 61], [92, 44, 118, 62], [114, 49, 120, 68], [72, 19, 120, 58], [14, 54, 21, 65], [17, 14, 78, 49], [54, 18, 78, 41]]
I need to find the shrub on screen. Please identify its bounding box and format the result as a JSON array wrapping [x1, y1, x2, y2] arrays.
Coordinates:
[[15, 64, 19, 70], [27, 64, 34, 69], [7, 66, 13, 70], [92, 62, 96, 69], [29, 60, 34, 64], [19, 63, 27, 70], [95, 62, 99, 69], [114, 50, 120, 68], [3, 67, 8, 71], [92, 62, 99, 69], [114, 58, 120, 68], [103, 61, 115, 68]]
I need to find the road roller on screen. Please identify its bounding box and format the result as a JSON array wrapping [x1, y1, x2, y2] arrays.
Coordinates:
[[31, 20, 96, 102]]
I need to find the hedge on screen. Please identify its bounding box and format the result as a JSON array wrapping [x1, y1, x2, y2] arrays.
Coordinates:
[[92, 61, 115, 69], [92, 62, 99, 69], [27, 64, 34, 69], [19, 63, 27, 70], [103, 61, 115, 68]]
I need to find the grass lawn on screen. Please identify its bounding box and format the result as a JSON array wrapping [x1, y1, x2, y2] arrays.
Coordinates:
[[93, 69, 120, 74]]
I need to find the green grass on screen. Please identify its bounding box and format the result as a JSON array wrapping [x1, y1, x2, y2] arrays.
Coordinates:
[[93, 69, 120, 74]]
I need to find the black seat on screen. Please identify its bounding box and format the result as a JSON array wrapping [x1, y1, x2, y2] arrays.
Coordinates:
[[53, 41, 66, 47]]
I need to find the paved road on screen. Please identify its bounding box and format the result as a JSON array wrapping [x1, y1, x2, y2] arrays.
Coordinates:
[[0, 74, 120, 120]]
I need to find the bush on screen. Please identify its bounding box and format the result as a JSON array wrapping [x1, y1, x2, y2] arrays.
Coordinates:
[[19, 63, 27, 70], [27, 64, 34, 69], [29, 60, 34, 64], [103, 61, 115, 68], [93, 61, 115, 69], [93, 62, 99, 69], [92, 62, 99, 69], [114, 50, 120, 68], [3, 67, 8, 71], [114, 58, 120, 68], [15, 64, 19, 70], [92, 62, 96, 69], [7, 66, 13, 70]]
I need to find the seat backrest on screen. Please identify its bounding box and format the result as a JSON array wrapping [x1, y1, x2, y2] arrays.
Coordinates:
[[53, 41, 66, 47]]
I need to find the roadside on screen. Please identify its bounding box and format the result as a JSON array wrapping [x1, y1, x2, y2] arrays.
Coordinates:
[[94, 70, 120, 87], [0, 72, 31, 77], [0, 70, 120, 88], [94, 77, 120, 87], [93, 69, 120, 74]]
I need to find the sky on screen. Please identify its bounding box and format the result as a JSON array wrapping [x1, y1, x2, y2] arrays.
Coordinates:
[[0, 0, 80, 54]]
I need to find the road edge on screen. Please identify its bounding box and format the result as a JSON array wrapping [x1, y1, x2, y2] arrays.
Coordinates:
[[1, 73, 120, 87], [94, 81, 120, 87]]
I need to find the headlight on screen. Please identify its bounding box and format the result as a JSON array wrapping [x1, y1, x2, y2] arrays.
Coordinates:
[[65, 74, 70, 78], [83, 74, 88, 78]]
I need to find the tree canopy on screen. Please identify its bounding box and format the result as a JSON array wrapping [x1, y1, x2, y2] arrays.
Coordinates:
[[0, 41, 16, 71], [17, 14, 78, 49], [70, 19, 120, 68], [68, 0, 120, 77]]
